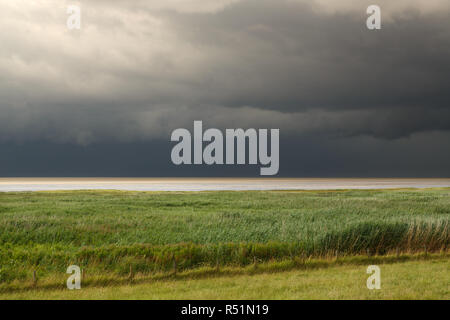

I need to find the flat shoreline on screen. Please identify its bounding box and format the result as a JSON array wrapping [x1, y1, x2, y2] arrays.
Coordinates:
[[1, 178, 450, 192]]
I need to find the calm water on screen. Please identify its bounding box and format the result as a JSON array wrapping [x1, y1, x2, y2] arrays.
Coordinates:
[[0, 178, 450, 192]]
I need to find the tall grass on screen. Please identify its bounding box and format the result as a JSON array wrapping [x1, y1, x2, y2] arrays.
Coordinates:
[[0, 221, 447, 282]]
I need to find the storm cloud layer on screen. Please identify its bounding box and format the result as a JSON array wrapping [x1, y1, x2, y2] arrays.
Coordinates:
[[0, 0, 449, 176]]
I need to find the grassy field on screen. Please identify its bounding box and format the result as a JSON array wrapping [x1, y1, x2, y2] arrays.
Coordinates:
[[0, 188, 448, 298]]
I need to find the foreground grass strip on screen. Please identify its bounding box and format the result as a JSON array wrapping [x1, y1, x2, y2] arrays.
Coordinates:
[[0, 252, 447, 293], [1, 256, 448, 300]]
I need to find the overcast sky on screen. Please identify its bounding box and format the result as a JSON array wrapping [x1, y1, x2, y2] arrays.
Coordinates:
[[1, 0, 449, 177]]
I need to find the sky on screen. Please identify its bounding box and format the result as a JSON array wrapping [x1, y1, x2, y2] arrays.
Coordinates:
[[0, 0, 449, 177]]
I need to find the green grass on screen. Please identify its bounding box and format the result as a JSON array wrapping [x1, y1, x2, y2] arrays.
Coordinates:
[[0, 188, 448, 295], [1, 255, 448, 300]]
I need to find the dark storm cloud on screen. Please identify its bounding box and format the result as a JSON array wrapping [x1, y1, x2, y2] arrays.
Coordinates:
[[0, 0, 450, 144], [165, 0, 450, 111], [159, 0, 450, 139]]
